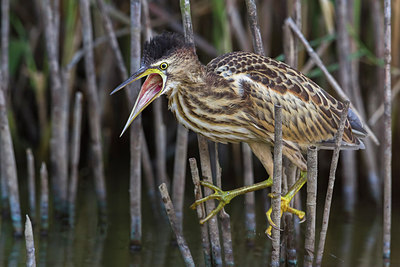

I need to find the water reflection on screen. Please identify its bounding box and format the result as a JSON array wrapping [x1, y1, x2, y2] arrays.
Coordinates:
[[0, 181, 399, 266]]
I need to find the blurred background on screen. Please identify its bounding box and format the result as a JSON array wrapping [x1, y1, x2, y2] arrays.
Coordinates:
[[0, 0, 399, 266]]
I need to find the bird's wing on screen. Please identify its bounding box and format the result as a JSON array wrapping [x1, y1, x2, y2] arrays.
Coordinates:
[[207, 51, 362, 150]]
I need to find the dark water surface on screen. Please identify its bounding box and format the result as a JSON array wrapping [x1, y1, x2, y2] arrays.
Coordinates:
[[0, 173, 398, 267]]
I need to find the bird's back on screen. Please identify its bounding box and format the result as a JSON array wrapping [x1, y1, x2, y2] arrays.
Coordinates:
[[206, 51, 367, 151]]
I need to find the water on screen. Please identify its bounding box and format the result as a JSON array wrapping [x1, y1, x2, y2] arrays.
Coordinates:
[[0, 174, 398, 266]]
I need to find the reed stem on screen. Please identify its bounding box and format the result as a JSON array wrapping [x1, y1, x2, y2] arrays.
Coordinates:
[[27, 149, 36, 222], [159, 183, 195, 267], [304, 146, 317, 266], [189, 158, 212, 267], [40, 163, 49, 235], [382, 0, 392, 262], [68, 92, 83, 226], [270, 105, 283, 266], [25, 215, 36, 267], [0, 88, 22, 236], [79, 0, 107, 220], [315, 101, 350, 266], [129, 0, 142, 250]]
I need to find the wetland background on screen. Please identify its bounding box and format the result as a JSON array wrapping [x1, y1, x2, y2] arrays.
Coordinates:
[[0, 0, 399, 266]]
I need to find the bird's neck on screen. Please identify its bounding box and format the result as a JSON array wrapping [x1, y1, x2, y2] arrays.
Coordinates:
[[165, 59, 208, 99]]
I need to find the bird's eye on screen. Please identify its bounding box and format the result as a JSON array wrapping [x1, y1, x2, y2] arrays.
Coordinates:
[[159, 62, 168, 70]]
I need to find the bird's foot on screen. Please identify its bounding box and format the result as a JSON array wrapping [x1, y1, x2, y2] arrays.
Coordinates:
[[190, 181, 236, 224], [265, 172, 307, 237], [265, 193, 306, 237], [191, 178, 273, 224]]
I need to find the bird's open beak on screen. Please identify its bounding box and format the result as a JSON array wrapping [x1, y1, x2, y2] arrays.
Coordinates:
[[111, 66, 167, 136]]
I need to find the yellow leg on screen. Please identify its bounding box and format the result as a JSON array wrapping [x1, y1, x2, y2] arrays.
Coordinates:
[[190, 177, 273, 224], [265, 171, 307, 236]]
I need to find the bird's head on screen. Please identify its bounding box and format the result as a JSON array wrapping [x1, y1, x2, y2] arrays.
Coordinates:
[[111, 32, 195, 136]]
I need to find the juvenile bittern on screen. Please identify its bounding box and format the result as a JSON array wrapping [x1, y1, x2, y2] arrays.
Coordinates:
[[112, 33, 366, 235]]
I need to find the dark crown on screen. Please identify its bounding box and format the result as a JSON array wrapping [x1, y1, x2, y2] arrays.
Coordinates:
[[142, 32, 192, 65]]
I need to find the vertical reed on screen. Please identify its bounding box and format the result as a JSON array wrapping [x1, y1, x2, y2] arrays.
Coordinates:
[[336, 0, 357, 216], [171, 0, 193, 229], [315, 101, 350, 266], [25, 215, 36, 267], [40, 163, 49, 235], [197, 136, 222, 266], [68, 92, 83, 226], [1, 0, 19, 233], [27, 149, 36, 222], [129, 0, 143, 250], [282, 5, 301, 262], [245, 0, 264, 56], [304, 146, 317, 267], [189, 158, 212, 267], [154, 100, 169, 190], [79, 0, 107, 219], [1, 0, 9, 96], [382, 0, 392, 261], [243, 0, 264, 247], [159, 183, 195, 267], [42, 0, 69, 215], [270, 105, 283, 266], [172, 124, 188, 230], [0, 89, 22, 236]]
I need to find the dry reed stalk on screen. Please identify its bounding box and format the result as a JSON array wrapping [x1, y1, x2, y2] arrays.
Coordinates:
[[270, 105, 283, 266], [151, 0, 168, 190], [68, 92, 83, 226], [27, 149, 36, 222], [159, 183, 195, 267], [40, 163, 49, 235], [96, 0, 159, 219], [382, 0, 392, 261], [245, 0, 264, 56], [79, 0, 107, 220], [25, 215, 36, 267], [0, 88, 22, 236], [129, 0, 143, 249], [172, 124, 188, 230], [301, 40, 332, 74], [97, 0, 159, 221], [180, 0, 222, 264], [282, 6, 301, 263], [197, 136, 223, 266], [315, 101, 350, 266], [155, 99, 169, 191], [214, 145, 234, 266], [304, 146, 317, 267], [42, 0, 69, 215], [243, 0, 266, 247], [336, 0, 357, 216], [285, 17, 379, 145], [189, 158, 212, 267], [1, 0, 9, 96]]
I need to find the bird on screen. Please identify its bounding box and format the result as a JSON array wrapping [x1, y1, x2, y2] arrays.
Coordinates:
[[111, 32, 367, 236]]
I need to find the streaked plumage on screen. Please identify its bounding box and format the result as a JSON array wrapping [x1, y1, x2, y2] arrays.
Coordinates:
[[112, 32, 367, 231]]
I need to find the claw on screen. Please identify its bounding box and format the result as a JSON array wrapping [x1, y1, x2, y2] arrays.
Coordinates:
[[265, 194, 305, 237], [190, 180, 234, 224]]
